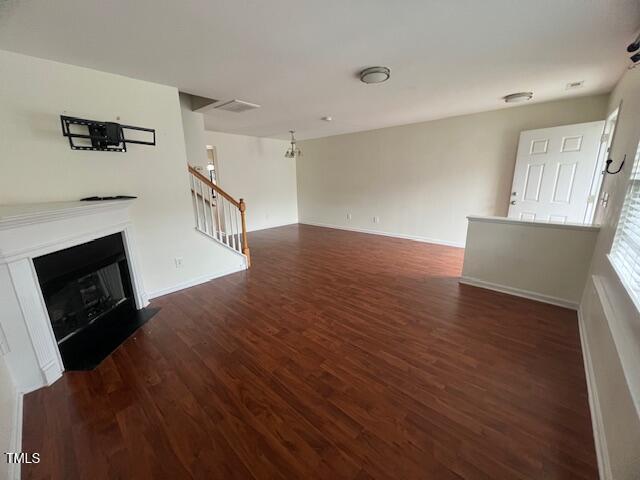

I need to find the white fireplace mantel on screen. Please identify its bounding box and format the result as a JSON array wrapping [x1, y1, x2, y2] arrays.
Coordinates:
[[0, 200, 148, 393]]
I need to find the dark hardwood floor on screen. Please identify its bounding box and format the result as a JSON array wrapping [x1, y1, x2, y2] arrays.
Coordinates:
[[22, 224, 597, 479]]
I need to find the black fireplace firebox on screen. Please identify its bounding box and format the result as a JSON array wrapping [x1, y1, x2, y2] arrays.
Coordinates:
[[34, 233, 158, 370], [35, 233, 133, 343]]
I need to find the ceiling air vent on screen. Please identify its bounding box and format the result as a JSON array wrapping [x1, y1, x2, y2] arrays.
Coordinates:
[[213, 99, 261, 113]]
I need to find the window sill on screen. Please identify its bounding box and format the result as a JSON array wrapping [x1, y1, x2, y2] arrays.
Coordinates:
[[607, 254, 640, 315]]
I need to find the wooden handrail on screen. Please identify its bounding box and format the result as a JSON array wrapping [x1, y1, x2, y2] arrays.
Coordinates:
[[188, 165, 239, 208], [188, 164, 250, 266]]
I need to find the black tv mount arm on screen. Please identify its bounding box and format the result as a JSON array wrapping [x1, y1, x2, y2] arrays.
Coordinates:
[[60, 115, 156, 152]]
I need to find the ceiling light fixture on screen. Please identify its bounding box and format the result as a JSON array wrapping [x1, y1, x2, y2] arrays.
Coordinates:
[[360, 66, 390, 84], [504, 92, 533, 103], [285, 130, 302, 159], [321, 116, 333, 122]]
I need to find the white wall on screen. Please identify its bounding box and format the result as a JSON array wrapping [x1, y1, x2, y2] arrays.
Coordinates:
[[461, 217, 599, 308], [297, 95, 608, 247], [179, 93, 209, 168], [0, 355, 17, 480], [202, 131, 298, 232], [0, 49, 245, 298], [580, 68, 640, 479]]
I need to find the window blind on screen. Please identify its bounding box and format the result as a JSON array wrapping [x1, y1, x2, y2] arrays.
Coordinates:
[[611, 143, 640, 305]]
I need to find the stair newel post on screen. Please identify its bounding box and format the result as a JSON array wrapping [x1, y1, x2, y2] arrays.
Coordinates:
[[239, 198, 250, 267]]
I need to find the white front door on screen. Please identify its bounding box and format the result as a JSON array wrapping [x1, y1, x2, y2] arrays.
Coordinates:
[[508, 121, 605, 224]]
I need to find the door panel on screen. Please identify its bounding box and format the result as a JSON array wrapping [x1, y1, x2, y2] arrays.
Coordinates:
[[530, 139, 549, 154], [551, 162, 577, 203], [508, 121, 605, 224], [523, 163, 544, 201], [561, 135, 583, 152]]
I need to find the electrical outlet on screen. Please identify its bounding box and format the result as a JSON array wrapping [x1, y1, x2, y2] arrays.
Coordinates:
[[373, 216, 380, 223], [174, 257, 184, 268], [346, 213, 352, 221]]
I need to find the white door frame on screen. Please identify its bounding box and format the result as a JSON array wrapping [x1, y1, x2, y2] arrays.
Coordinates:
[[584, 107, 620, 223]]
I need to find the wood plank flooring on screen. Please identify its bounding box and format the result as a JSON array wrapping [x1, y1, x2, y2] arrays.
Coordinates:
[[22, 224, 597, 479]]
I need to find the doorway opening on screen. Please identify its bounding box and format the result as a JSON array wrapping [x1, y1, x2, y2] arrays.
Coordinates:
[[206, 145, 220, 187]]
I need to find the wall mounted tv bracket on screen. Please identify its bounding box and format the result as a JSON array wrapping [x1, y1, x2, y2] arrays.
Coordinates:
[[60, 115, 156, 152]]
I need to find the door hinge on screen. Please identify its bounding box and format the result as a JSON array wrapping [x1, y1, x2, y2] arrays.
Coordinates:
[[601, 133, 609, 144]]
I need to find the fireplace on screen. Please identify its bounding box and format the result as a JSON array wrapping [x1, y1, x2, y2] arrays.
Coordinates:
[[43, 261, 130, 343], [34, 233, 134, 342], [31, 232, 158, 370], [0, 200, 150, 389]]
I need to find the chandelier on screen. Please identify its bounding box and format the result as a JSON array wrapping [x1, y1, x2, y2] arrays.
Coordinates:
[[284, 130, 302, 158]]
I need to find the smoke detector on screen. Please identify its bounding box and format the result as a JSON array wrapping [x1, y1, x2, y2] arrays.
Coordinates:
[[213, 99, 261, 113], [566, 81, 584, 90]]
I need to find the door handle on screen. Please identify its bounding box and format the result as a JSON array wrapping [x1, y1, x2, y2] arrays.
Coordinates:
[[510, 200, 516, 205]]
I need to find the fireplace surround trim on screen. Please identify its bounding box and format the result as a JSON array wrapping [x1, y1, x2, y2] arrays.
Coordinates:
[[0, 200, 148, 393]]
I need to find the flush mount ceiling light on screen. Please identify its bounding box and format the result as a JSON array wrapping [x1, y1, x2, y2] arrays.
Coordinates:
[[504, 92, 533, 103], [360, 66, 390, 84], [284, 130, 302, 159]]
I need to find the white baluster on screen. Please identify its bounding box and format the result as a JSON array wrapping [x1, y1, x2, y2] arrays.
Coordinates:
[[235, 206, 241, 252], [220, 198, 226, 244], [235, 208, 242, 252], [194, 177, 203, 231], [230, 202, 237, 251], [199, 180, 208, 234], [189, 174, 197, 227], [207, 184, 215, 237], [232, 204, 239, 251], [224, 200, 232, 247], [215, 191, 222, 241]]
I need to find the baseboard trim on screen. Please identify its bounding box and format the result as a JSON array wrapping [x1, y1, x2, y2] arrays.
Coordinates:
[[578, 307, 613, 480], [300, 222, 465, 248], [459, 276, 578, 310], [248, 221, 299, 233], [147, 263, 247, 300], [8, 389, 24, 480]]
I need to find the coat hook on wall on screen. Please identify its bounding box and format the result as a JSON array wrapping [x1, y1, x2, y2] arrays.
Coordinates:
[[605, 154, 626, 175]]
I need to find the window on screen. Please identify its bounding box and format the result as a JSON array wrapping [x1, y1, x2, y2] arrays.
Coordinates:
[[610, 140, 640, 306]]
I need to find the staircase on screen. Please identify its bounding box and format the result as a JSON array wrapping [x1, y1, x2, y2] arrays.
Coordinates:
[[188, 165, 250, 266]]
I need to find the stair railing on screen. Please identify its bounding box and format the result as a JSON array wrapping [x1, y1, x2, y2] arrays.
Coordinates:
[[188, 165, 250, 266]]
